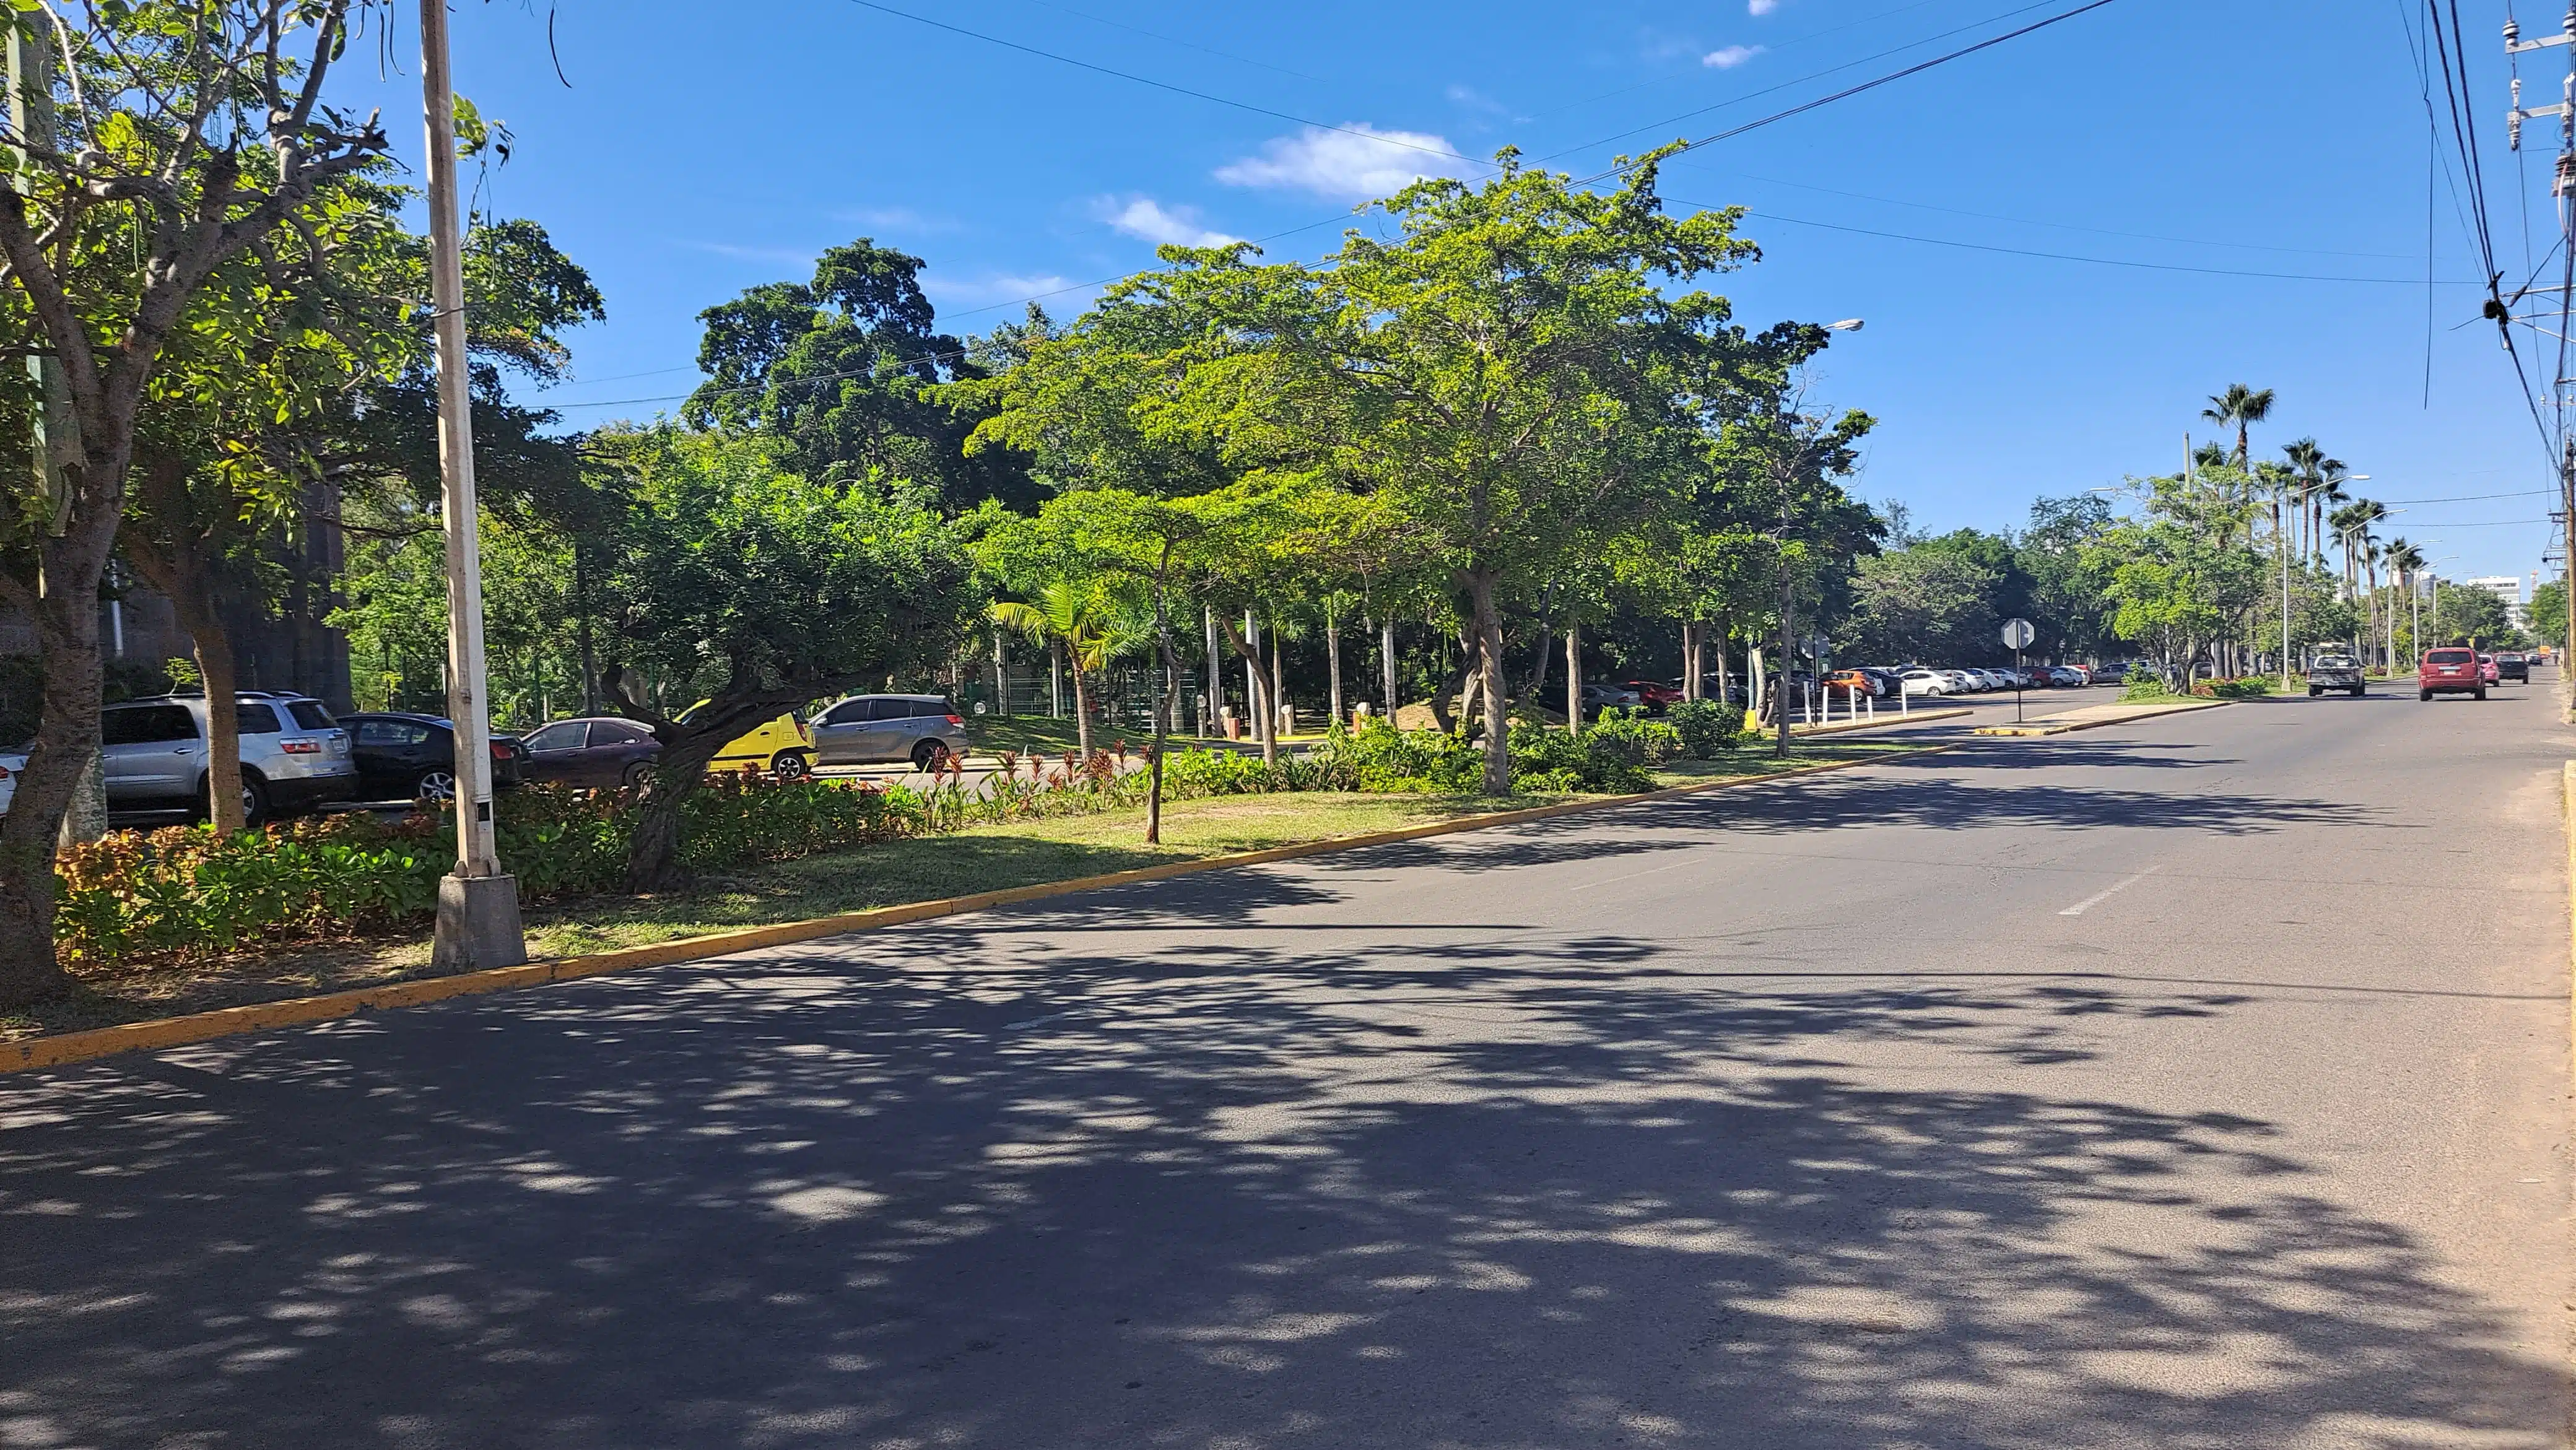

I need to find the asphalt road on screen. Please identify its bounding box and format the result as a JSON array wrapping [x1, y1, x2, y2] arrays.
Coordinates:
[[4, 676, 2570, 1448]]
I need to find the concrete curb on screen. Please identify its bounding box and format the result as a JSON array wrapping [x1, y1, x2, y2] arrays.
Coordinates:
[[1972, 697, 2232, 737], [1790, 707, 1973, 737], [1, 743, 1955, 1076]]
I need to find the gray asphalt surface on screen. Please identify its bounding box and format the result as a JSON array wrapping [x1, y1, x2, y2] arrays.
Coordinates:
[[4, 676, 2570, 1448]]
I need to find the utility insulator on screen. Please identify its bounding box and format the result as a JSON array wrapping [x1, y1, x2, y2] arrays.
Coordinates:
[[2557, 151, 2576, 195], [2509, 17, 2522, 43], [2515, 77, 2527, 149]]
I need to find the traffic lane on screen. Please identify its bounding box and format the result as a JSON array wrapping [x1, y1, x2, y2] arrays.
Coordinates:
[[1, 697, 2566, 1447]]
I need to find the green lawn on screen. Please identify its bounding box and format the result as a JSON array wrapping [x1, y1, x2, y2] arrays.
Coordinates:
[[6, 737, 1931, 1042]]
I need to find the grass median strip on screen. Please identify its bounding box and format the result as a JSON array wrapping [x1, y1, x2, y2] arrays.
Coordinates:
[[1, 738, 1928, 1056]]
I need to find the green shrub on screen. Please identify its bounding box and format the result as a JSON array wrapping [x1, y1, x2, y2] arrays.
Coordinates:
[[1584, 707, 1684, 765], [1665, 698, 1741, 758], [2121, 665, 2170, 701], [2194, 676, 2274, 700]]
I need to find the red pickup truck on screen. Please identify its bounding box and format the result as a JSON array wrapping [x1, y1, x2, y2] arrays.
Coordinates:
[[2419, 647, 2487, 701]]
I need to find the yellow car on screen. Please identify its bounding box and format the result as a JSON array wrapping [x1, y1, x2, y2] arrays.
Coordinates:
[[680, 702, 816, 779]]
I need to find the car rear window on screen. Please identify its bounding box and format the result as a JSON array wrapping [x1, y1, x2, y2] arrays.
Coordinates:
[[2427, 649, 2474, 664], [235, 703, 281, 735], [287, 700, 335, 730]]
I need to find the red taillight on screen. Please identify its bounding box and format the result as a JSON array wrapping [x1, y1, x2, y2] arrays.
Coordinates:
[[490, 742, 512, 760], [946, 714, 964, 727], [0, 764, 12, 781], [280, 739, 322, 754]]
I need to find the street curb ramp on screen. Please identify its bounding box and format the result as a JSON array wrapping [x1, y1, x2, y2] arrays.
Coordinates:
[[2, 745, 1959, 1076]]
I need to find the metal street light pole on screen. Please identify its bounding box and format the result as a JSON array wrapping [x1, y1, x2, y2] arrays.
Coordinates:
[[420, 0, 524, 969]]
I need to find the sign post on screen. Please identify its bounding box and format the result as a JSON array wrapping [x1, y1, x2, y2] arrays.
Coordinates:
[[2002, 618, 2036, 723]]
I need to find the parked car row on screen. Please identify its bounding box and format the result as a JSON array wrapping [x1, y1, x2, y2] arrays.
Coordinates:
[[1882, 664, 2095, 697], [0, 691, 973, 823]]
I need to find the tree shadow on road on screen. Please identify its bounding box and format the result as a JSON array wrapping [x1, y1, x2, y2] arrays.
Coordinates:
[[1, 918, 2558, 1448]]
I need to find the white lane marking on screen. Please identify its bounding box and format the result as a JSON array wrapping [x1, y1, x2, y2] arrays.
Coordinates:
[[1572, 858, 1700, 892], [2059, 863, 2164, 917]]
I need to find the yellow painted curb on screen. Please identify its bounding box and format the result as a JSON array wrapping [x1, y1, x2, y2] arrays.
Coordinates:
[[1, 742, 1954, 1077], [1972, 697, 2232, 737]]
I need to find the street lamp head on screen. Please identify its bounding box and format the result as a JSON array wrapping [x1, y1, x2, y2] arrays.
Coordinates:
[[1825, 318, 1865, 331]]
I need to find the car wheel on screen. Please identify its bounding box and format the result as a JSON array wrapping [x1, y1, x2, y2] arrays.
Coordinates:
[[2308, 686, 2320, 697], [2475, 688, 2487, 701], [414, 769, 458, 805], [912, 740, 951, 773], [239, 774, 271, 828], [770, 750, 812, 781], [620, 761, 653, 789], [2420, 689, 2432, 701], [2352, 686, 2365, 697]]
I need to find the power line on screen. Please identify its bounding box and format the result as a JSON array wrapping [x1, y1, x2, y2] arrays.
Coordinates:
[[1570, 0, 2123, 186], [2378, 487, 2555, 502], [838, 0, 1482, 170], [1717, 207, 2482, 284], [1703, 169, 2422, 261]]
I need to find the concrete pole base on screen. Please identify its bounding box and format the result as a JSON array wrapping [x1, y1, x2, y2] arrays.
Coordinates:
[[432, 873, 527, 972]]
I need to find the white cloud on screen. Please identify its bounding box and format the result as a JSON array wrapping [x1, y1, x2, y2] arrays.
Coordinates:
[[1747, 0, 1779, 14], [1097, 196, 1242, 249], [1216, 123, 1465, 202], [1703, 43, 1764, 67]]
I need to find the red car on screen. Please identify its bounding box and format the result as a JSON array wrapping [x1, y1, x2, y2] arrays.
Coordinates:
[[2419, 647, 2486, 701], [2479, 652, 2501, 686], [1619, 679, 1686, 713]]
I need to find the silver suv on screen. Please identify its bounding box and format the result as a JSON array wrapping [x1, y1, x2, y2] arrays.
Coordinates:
[[101, 692, 356, 823], [808, 694, 967, 771]]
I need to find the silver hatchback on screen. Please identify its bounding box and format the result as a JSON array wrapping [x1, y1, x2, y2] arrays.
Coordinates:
[[808, 694, 967, 771], [100, 692, 355, 823]]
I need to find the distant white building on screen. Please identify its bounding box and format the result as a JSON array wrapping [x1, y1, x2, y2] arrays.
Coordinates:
[[2468, 575, 2528, 628]]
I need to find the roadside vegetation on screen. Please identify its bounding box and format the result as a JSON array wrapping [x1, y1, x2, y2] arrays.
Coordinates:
[[0, 5, 2510, 1015]]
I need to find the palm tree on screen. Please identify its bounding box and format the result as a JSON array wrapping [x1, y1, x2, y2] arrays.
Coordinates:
[[2203, 384, 2277, 470], [2281, 438, 2325, 559], [2384, 537, 2427, 663], [2310, 466, 2351, 567], [993, 579, 1134, 759]]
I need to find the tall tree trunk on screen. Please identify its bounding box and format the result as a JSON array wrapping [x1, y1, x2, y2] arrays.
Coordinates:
[[0, 563, 102, 1007], [123, 499, 246, 833], [1269, 620, 1287, 739], [1325, 605, 1342, 729], [1071, 661, 1095, 758], [1682, 622, 1702, 700], [1217, 617, 1274, 763], [1565, 625, 1581, 734], [1526, 619, 1552, 699], [622, 732, 729, 893], [1381, 617, 1398, 718], [1147, 554, 1177, 844], [1775, 565, 1796, 759], [1468, 570, 1511, 794]]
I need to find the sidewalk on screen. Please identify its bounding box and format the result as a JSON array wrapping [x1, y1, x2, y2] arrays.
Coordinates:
[[1969, 697, 2230, 737]]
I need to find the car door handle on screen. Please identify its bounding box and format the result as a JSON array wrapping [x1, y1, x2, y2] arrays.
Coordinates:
[[172, 746, 197, 755]]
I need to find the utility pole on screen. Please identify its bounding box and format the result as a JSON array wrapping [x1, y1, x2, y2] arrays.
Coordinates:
[[2509, 7, 2576, 702], [420, 0, 523, 970], [8, 15, 103, 845]]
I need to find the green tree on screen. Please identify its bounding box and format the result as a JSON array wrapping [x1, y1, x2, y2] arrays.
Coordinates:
[[2429, 581, 2517, 648], [2528, 578, 2567, 653], [991, 579, 1136, 760], [687, 239, 1037, 512], [1155, 149, 1771, 790], [1849, 549, 2001, 664], [590, 432, 975, 890], [0, 2, 393, 1007]]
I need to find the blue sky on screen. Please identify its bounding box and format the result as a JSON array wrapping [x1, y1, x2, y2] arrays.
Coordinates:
[[349, 0, 2560, 587]]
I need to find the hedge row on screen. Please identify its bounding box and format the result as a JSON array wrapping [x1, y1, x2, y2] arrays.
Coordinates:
[[53, 713, 1747, 965]]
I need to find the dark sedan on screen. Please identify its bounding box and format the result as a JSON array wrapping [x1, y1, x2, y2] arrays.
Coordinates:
[[344, 712, 526, 804], [519, 716, 662, 789]]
